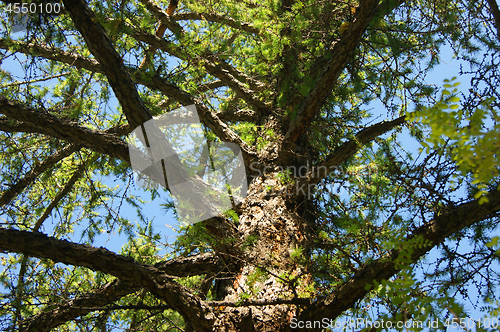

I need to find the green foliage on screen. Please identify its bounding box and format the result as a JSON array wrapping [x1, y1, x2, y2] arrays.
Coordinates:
[[408, 77, 500, 203], [237, 291, 252, 305], [276, 169, 293, 185], [242, 234, 259, 249], [290, 246, 304, 265], [246, 267, 268, 294], [393, 235, 432, 270], [234, 122, 257, 145], [224, 209, 240, 224], [173, 222, 216, 255]]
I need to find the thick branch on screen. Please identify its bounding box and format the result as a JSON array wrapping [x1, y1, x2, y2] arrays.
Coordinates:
[[317, 116, 405, 170], [62, 0, 152, 128], [0, 116, 56, 135], [216, 108, 257, 122], [0, 97, 130, 161], [0, 229, 216, 330], [294, 116, 405, 193], [197, 80, 226, 93], [22, 252, 218, 331], [202, 54, 268, 110], [487, 0, 500, 42], [155, 252, 219, 277], [283, 0, 380, 147], [298, 188, 500, 326], [0, 39, 102, 73]]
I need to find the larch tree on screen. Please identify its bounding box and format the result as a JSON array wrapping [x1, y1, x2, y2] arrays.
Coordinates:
[[1, 0, 500, 331]]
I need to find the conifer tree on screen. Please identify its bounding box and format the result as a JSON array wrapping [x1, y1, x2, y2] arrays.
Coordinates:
[[1, 0, 500, 330]]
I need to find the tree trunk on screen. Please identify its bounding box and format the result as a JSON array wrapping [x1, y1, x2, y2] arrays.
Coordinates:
[[212, 170, 312, 331]]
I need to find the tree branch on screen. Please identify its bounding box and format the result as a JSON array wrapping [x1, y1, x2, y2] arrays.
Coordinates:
[[155, 252, 219, 277], [131, 0, 267, 102], [1, 98, 245, 265], [0, 97, 130, 161], [1, 72, 70, 88], [487, 0, 500, 42], [0, 39, 102, 73], [0, 97, 230, 225], [216, 109, 257, 122], [21, 279, 138, 332], [0, 229, 216, 330], [317, 116, 405, 170], [62, 0, 152, 129], [128, 20, 267, 108], [197, 80, 226, 93], [0, 116, 54, 135], [294, 116, 405, 194], [1, 34, 255, 160], [298, 187, 500, 325], [136, 75, 256, 157], [283, 0, 380, 148], [0, 39, 251, 150], [33, 162, 87, 231], [202, 54, 268, 109], [21, 252, 219, 331], [138, 0, 184, 37]]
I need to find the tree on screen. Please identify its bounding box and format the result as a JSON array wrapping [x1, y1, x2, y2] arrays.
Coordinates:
[[1, 0, 500, 330]]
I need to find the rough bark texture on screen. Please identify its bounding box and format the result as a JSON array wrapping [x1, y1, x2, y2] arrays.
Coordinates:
[[210, 172, 312, 331]]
